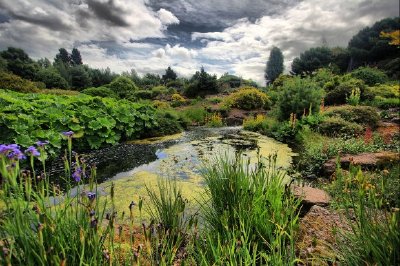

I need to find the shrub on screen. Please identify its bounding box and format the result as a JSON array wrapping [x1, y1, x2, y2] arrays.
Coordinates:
[[181, 107, 208, 124], [35, 68, 68, 89], [39, 88, 80, 96], [350, 66, 389, 86], [0, 71, 39, 93], [107, 76, 138, 98], [152, 100, 171, 109], [81, 86, 118, 98], [205, 112, 224, 127], [371, 96, 400, 109], [132, 89, 155, 99], [318, 116, 363, 137], [224, 86, 270, 110], [363, 84, 399, 100], [277, 77, 324, 120], [325, 105, 380, 128], [170, 93, 186, 107], [324, 77, 365, 105], [243, 114, 269, 133], [143, 109, 184, 137]]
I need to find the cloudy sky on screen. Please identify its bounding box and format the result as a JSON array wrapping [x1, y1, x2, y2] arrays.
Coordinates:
[[0, 0, 398, 84]]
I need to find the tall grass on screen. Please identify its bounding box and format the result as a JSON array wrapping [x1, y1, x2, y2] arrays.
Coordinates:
[[0, 136, 117, 265], [198, 154, 301, 265], [331, 164, 400, 265]]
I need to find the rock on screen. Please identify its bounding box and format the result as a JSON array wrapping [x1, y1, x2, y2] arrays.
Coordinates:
[[296, 205, 351, 264], [292, 185, 331, 215], [323, 151, 400, 177]]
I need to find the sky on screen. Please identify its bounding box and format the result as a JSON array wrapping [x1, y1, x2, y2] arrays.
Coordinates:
[[0, 0, 398, 85]]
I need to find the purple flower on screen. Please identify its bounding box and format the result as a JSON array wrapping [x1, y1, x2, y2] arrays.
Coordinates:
[[90, 217, 98, 228], [36, 140, 49, 147], [62, 131, 74, 137], [87, 192, 96, 201], [89, 210, 95, 217], [72, 167, 82, 182], [25, 146, 40, 157], [1, 144, 26, 160]]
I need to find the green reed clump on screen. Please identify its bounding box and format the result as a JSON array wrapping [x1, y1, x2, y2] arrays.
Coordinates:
[[197, 154, 301, 265], [141, 178, 198, 265], [331, 164, 400, 265], [0, 133, 118, 265]]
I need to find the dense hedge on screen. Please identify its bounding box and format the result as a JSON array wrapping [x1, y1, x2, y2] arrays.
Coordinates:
[[224, 87, 270, 110], [0, 89, 158, 154]]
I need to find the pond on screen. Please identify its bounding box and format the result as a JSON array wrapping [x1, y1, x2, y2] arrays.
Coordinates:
[[76, 126, 296, 221]]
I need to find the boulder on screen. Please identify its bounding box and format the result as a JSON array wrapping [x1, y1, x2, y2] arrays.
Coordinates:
[[292, 185, 331, 216], [323, 151, 399, 177]]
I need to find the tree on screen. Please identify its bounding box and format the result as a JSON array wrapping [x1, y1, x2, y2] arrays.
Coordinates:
[[37, 58, 52, 68], [0, 47, 39, 80], [162, 66, 177, 83], [107, 76, 138, 98], [141, 73, 162, 88], [89, 67, 117, 87], [69, 65, 92, 90], [265, 47, 284, 85], [71, 48, 83, 65], [35, 68, 68, 89], [0, 55, 7, 72], [185, 67, 218, 97], [348, 17, 400, 66], [291, 47, 333, 75], [54, 48, 71, 66]]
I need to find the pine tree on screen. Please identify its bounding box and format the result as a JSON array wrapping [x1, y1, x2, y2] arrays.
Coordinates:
[[71, 48, 83, 65], [54, 48, 71, 66], [265, 47, 284, 85], [162, 66, 177, 82]]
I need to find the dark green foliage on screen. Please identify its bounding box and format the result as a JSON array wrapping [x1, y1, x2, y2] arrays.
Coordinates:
[[162, 66, 177, 83], [53, 61, 71, 85], [88, 67, 117, 87], [81, 86, 118, 98], [265, 46, 284, 84], [37, 57, 52, 68], [0, 90, 158, 153], [291, 47, 333, 75], [0, 55, 7, 72], [331, 47, 351, 73], [218, 73, 243, 90], [141, 73, 162, 88], [143, 109, 184, 137], [348, 17, 400, 66], [185, 67, 218, 97], [325, 105, 380, 128], [324, 76, 366, 105], [107, 76, 138, 98], [0, 71, 39, 93], [1, 47, 39, 80], [35, 68, 68, 89], [350, 66, 388, 86], [318, 116, 363, 137], [69, 65, 92, 90], [54, 48, 71, 66], [277, 76, 324, 120], [71, 47, 82, 65]]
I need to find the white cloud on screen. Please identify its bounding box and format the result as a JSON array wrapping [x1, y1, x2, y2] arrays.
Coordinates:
[[157, 8, 180, 25]]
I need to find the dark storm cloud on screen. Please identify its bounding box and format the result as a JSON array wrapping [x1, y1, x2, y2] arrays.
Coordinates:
[[87, 0, 130, 27], [146, 0, 301, 28], [0, 1, 71, 31]]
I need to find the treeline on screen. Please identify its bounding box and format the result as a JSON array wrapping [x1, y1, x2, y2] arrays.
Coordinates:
[[265, 17, 399, 84], [0, 47, 257, 99]]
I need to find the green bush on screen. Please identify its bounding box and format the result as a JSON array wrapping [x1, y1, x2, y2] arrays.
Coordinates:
[[143, 109, 184, 137], [318, 116, 363, 137], [325, 105, 380, 128], [181, 106, 208, 124], [324, 77, 365, 105], [35, 68, 68, 89], [0, 71, 39, 93], [371, 96, 400, 109], [132, 89, 156, 99], [81, 86, 118, 98], [277, 77, 324, 120], [107, 76, 138, 98], [224, 86, 270, 110], [350, 66, 389, 86], [363, 84, 399, 100]]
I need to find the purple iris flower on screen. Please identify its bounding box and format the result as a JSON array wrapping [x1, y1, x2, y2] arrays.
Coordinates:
[[87, 192, 96, 200], [25, 146, 40, 157], [62, 131, 74, 137], [72, 167, 82, 182], [36, 140, 49, 147], [1, 144, 26, 160]]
